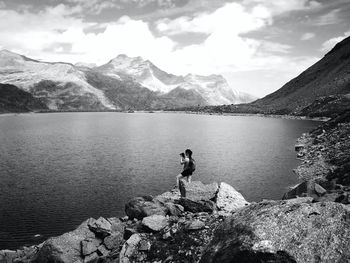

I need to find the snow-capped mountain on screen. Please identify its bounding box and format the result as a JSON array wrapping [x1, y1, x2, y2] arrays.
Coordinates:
[[97, 55, 257, 105], [0, 50, 115, 110], [0, 50, 257, 111], [97, 54, 184, 93]]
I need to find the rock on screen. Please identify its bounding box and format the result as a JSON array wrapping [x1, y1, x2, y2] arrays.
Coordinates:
[[104, 232, 123, 251], [119, 234, 142, 263], [83, 252, 99, 263], [201, 200, 350, 263], [97, 244, 109, 257], [125, 196, 167, 220], [138, 240, 151, 251], [283, 181, 329, 200], [88, 217, 112, 237], [179, 181, 218, 200], [142, 214, 168, 232], [164, 202, 184, 216], [295, 144, 305, 151], [184, 220, 205, 231], [0, 249, 18, 263], [178, 198, 216, 213], [216, 182, 249, 213], [107, 217, 125, 234], [81, 238, 101, 256], [155, 188, 181, 203], [33, 218, 97, 263], [314, 183, 327, 196]]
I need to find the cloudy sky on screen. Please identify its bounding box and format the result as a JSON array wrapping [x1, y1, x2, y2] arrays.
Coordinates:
[[0, 0, 349, 97]]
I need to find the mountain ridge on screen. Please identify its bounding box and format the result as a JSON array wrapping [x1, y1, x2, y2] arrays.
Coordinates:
[[0, 50, 257, 111]]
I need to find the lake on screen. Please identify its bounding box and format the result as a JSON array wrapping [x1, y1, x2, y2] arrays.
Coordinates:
[[0, 112, 319, 249]]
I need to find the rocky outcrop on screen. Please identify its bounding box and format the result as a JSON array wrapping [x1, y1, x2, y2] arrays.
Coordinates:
[[201, 199, 350, 263]]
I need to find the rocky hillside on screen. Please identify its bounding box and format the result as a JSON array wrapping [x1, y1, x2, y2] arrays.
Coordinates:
[[251, 35, 350, 114], [0, 50, 256, 112], [0, 83, 48, 113]]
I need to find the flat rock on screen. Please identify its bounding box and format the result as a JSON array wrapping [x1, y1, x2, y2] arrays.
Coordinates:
[[142, 215, 168, 232], [179, 181, 218, 200], [201, 200, 350, 263], [83, 252, 99, 263], [216, 182, 249, 213], [125, 196, 168, 220], [107, 217, 125, 234]]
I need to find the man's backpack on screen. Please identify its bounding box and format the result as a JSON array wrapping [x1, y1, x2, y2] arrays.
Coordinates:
[[189, 158, 196, 172]]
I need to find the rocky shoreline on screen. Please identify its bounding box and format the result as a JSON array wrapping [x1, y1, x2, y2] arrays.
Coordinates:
[[1, 112, 349, 263]]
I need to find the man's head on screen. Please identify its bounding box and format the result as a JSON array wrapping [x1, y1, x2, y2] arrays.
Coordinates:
[[185, 149, 192, 158]]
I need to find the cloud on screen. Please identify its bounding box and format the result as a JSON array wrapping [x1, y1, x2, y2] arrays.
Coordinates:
[[0, 1, 321, 97], [313, 8, 341, 25], [321, 30, 350, 52], [65, 0, 121, 15], [301, 32, 316, 40]]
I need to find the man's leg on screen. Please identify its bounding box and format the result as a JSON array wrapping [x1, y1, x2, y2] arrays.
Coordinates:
[[187, 175, 192, 183], [176, 174, 183, 187]]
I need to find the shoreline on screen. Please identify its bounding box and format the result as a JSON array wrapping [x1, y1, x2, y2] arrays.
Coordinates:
[[0, 110, 329, 122]]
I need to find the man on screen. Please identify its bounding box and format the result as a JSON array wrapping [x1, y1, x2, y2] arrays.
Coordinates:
[[176, 149, 196, 187]]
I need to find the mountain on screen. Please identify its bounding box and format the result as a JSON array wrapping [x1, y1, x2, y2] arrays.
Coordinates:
[[0, 50, 115, 110], [0, 50, 256, 111], [96, 54, 257, 105], [0, 83, 48, 113], [251, 36, 350, 115]]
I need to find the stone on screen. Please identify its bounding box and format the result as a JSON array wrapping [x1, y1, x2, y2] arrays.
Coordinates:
[[184, 220, 205, 231], [201, 200, 350, 263], [119, 234, 142, 263], [178, 198, 216, 213], [97, 244, 109, 257], [142, 214, 168, 232], [81, 238, 101, 256], [83, 252, 99, 263], [138, 240, 151, 251], [164, 202, 184, 216], [314, 183, 327, 196], [179, 181, 218, 200], [32, 218, 96, 263], [216, 182, 249, 213], [295, 144, 305, 151], [104, 232, 123, 251], [107, 217, 125, 234], [125, 196, 167, 220], [155, 188, 181, 203], [88, 217, 112, 237], [0, 249, 18, 263]]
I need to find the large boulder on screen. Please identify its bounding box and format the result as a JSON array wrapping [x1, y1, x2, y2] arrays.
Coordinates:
[[201, 200, 350, 263], [216, 182, 249, 214], [179, 180, 218, 200], [33, 218, 97, 263], [125, 196, 168, 220]]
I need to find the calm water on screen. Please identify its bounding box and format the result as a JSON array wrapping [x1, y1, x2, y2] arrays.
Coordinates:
[[0, 112, 319, 249]]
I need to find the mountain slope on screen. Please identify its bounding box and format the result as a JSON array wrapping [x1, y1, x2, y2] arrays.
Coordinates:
[[252, 36, 350, 114], [0, 83, 48, 113], [0, 50, 115, 110]]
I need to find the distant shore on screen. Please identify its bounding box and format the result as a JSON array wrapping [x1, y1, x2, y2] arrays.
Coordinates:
[[0, 109, 330, 122]]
